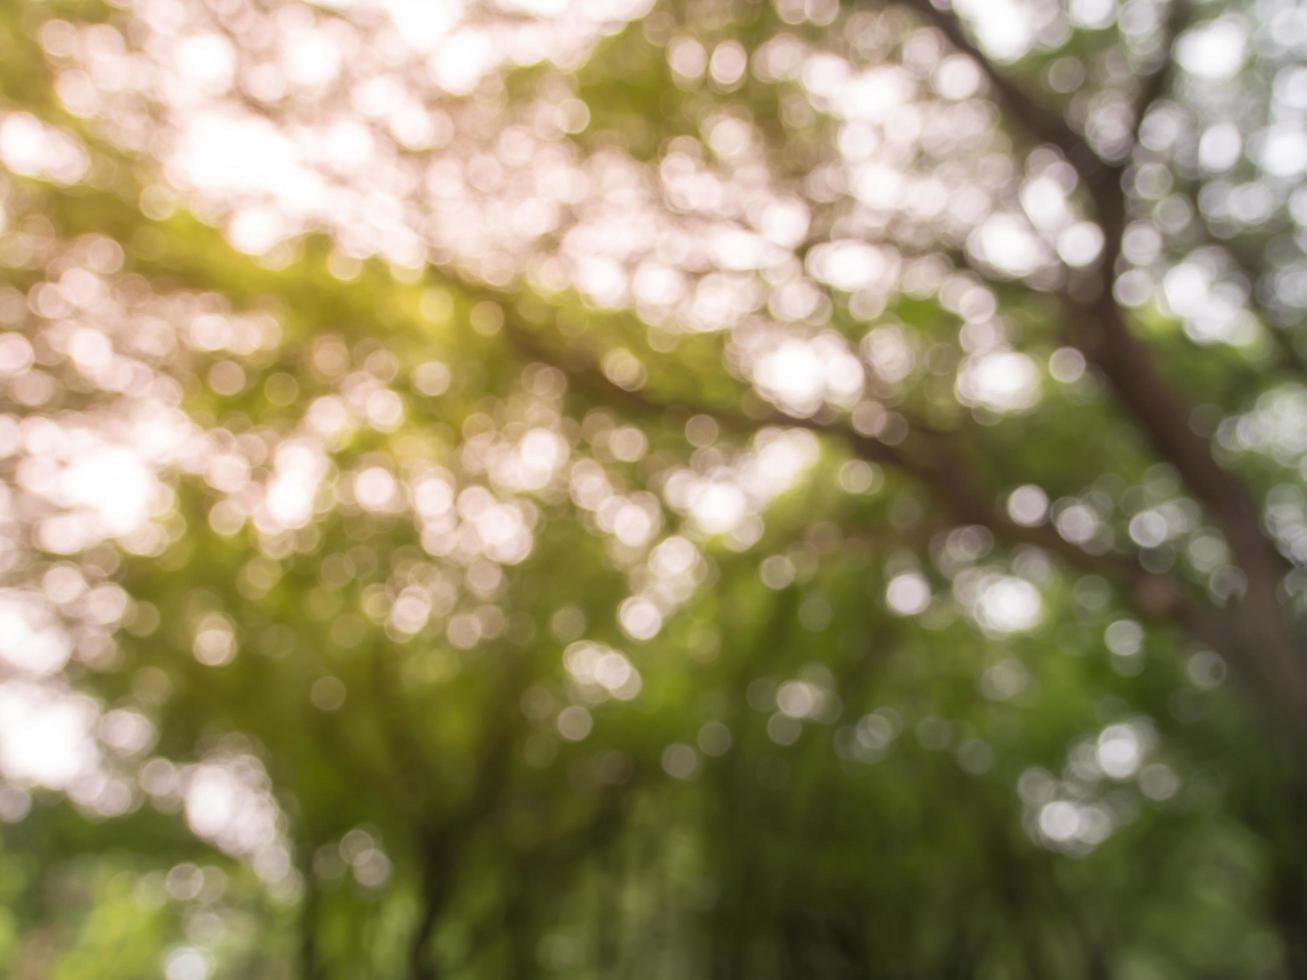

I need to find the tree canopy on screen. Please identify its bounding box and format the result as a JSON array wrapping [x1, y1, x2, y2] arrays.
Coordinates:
[[3, 0, 1307, 977]]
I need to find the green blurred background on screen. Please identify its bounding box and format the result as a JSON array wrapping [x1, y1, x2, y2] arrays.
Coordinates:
[[2, 0, 1307, 976]]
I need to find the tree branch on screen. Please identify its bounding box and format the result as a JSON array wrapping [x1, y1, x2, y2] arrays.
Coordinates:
[[889, 0, 1307, 738], [495, 299, 1203, 633], [895, 0, 1105, 183], [1127, 1, 1194, 148]]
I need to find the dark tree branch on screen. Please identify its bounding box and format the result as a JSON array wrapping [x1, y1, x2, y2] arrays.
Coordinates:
[[895, 0, 1106, 184], [894, 0, 1276, 574], [491, 276, 1307, 739], [499, 309, 907, 467], [496, 301, 1208, 637], [1127, 2, 1195, 146], [896, 0, 1192, 196], [888, 0, 1307, 737]]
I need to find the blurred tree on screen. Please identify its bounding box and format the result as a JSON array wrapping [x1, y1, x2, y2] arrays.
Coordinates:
[[2, 0, 1307, 977]]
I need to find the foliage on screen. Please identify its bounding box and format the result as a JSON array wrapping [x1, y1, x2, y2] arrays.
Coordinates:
[[2, 0, 1307, 977]]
